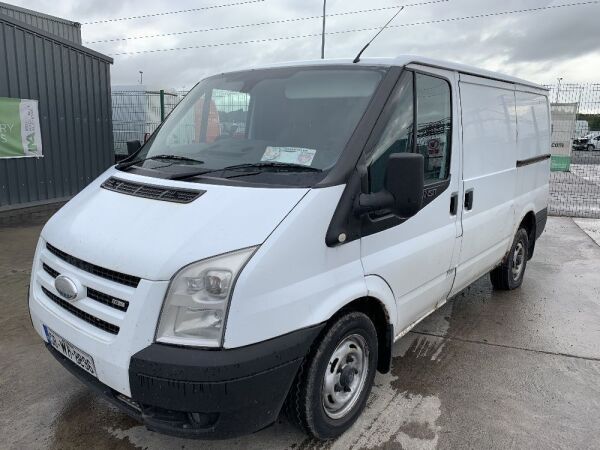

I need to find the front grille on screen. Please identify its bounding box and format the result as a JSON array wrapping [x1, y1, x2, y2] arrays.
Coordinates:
[[43, 263, 59, 278], [101, 177, 204, 204], [46, 243, 140, 288], [41, 286, 120, 335], [42, 262, 129, 312], [87, 287, 129, 312]]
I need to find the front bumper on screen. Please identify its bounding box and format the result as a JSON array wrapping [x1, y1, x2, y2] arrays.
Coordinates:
[[46, 324, 324, 439]]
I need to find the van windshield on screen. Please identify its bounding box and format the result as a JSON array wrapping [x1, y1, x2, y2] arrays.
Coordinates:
[[126, 66, 385, 185]]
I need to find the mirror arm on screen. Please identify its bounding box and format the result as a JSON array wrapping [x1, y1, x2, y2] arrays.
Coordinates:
[[354, 191, 395, 216]]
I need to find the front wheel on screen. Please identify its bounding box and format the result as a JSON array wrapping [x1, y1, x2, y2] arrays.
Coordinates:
[[490, 227, 529, 290], [286, 311, 378, 440], [588, 144, 595, 152]]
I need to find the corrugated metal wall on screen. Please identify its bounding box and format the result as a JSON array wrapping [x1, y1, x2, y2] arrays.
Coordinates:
[[0, 2, 81, 44], [0, 14, 113, 210]]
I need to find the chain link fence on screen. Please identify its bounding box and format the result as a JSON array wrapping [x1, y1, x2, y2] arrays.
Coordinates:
[[110, 83, 600, 219], [111, 89, 186, 157], [544, 83, 600, 218]]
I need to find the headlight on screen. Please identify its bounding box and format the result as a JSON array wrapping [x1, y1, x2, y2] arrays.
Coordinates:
[[156, 246, 257, 347]]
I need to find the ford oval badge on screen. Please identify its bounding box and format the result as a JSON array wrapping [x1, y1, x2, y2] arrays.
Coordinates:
[[55, 275, 79, 300]]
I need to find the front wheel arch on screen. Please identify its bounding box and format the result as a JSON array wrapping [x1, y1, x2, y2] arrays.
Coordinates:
[[326, 296, 393, 374]]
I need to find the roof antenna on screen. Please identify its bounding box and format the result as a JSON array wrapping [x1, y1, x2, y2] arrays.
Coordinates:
[[353, 6, 405, 64]]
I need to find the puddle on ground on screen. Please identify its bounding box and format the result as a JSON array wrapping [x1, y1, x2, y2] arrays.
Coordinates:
[[50, 389, 139, 450]]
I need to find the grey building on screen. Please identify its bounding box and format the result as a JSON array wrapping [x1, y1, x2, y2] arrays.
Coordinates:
[[0, 1, 82, 44], [0, 3, 113, 220]]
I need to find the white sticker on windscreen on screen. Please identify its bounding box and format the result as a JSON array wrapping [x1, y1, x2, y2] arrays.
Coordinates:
[[261, 146, 316, 166]]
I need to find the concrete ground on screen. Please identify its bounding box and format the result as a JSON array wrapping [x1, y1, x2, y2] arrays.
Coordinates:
[[1, 217, 599, 450]]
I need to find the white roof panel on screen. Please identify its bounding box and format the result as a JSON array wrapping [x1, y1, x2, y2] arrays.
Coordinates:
[[236, 55, 545, 91]]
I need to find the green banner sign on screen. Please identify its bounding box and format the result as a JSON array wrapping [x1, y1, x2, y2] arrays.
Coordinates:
[[0, 97, 43, 158]]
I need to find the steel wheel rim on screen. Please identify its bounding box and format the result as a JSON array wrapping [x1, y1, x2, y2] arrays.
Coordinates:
[[322, 334, 369, 420], [512, 241, 525, 281]]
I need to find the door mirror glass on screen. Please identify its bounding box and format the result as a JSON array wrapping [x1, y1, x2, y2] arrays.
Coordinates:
[[384, 153, 424, 217], [356, 153, 424, 218]]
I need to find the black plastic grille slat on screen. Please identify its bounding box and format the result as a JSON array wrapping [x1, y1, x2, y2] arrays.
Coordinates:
[[101, 177, 203, 204], [46, 243, 140, 288], [87, 287, 129, 312], [43, 263, 60, 278], [42, 262, 129, 312], [41, 286, 120, 335]]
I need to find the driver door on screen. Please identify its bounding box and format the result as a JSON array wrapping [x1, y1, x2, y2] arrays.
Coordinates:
[[360, 68, 462, 335]]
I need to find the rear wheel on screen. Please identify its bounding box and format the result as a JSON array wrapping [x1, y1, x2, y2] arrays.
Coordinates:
[[490, 228, 529, 290], [286, 311, 378, 440]]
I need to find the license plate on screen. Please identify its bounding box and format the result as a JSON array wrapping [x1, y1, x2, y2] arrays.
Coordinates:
[[44, 325, 97, 377]]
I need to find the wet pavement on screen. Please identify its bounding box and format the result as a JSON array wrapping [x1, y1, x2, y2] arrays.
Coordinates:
[[1, 217, 599, 449]]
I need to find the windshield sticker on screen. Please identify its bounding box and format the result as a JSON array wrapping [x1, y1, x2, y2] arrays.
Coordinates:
[[261, 146, 316, 166]]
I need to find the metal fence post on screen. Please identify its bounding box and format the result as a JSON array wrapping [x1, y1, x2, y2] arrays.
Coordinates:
[[160, 89, 165, 122]]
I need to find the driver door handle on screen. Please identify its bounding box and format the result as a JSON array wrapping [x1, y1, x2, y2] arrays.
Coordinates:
[[450, 192, 458, 215]]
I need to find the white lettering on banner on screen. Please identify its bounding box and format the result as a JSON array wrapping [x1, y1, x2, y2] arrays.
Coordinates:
[[0, 123, 14, 133]]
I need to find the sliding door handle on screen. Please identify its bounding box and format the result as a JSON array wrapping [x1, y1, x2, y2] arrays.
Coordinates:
[[464, 189, 474, 211]]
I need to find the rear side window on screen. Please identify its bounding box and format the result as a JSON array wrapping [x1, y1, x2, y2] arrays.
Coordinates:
[[368, 71, 452, 193], [415, 73, 452, 183]]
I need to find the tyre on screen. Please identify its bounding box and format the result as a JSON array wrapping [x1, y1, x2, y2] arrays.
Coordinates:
[[286, 311, 378, 440], [490, 227, 529, 290], [588, 144, 595, 152]]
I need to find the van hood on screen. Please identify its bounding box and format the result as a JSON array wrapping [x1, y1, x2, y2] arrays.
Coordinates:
[[42, 168, 309, 281]]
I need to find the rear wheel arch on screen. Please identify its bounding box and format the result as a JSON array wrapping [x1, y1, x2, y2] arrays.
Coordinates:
[[518, 210, 536, 259]]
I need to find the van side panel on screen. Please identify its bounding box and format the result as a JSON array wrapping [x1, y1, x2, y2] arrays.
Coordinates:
[[514, 90, 551, 232], [451, 76, 518, 295]]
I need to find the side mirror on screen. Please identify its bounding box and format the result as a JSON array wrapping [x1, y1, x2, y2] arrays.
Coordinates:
[[355, 153, 424, 218], [384, 153, 424, 217], [126, 140, 142, 156]]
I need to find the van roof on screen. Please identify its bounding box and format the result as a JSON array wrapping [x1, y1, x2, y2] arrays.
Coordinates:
[[245, 55, 546, 91]]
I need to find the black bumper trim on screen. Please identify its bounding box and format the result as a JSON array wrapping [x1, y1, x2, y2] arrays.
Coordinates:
[[129, 324, 324, 383], [46, 324, 325, 439]]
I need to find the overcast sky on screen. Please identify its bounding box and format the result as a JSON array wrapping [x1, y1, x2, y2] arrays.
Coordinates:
[[11, 0, 600, 89]]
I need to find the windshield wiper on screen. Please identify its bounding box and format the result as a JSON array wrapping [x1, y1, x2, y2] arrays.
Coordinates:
[[223, 162, 322, 172], [170, 161, 322, 181], [116, 154, 204, 170]]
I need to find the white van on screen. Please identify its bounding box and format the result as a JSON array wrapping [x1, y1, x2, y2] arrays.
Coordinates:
[[28, 56, 550, 440]]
